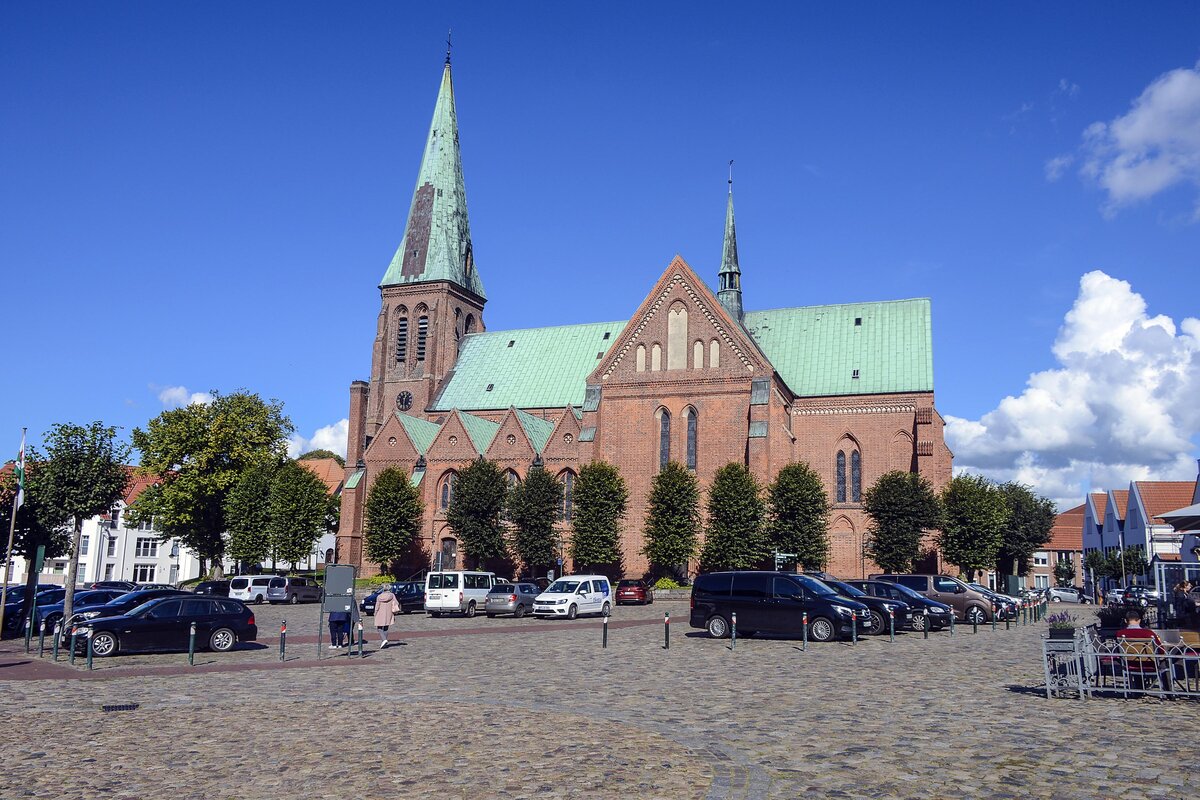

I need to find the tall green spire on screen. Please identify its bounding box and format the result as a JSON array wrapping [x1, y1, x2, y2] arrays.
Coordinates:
[[717, 164, 743, 322], [380, 59, 486, 298]]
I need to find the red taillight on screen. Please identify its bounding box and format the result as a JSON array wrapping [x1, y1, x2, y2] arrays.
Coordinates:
[[459, 591, 463, 601], [247, 613, 255, 626], [510, 594, 517, 602]]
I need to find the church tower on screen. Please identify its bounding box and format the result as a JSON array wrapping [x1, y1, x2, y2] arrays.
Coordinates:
[[717, 168, 744, 323], [348, 54, 485, 467]]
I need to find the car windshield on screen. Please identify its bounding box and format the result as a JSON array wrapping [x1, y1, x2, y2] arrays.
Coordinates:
[[491, 585, 514, 593], [104, 591, 144, 606], [792, 575, 836, 596], [546, 580, 580, 594], [618, 580, 641, 587], [883, 583, 925, 601], [126, 599, 162, 617], [829, 580, 866, 597]]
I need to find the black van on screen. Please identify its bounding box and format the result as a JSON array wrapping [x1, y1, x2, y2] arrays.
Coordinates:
[[690, 571, 871, 642]]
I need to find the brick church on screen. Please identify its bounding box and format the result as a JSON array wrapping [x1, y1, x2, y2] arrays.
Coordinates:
[[338, 58, 953, 580]]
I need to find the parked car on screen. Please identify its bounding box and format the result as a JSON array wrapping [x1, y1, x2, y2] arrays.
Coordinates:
[[229, 575, 275, 604], [266, 576, 323, 604], [425, 570, 496, 617], [1104, 587, 1127, 604], [60, 587, 191, 641], [533, 575, 613, 619], [842, 579, 953, 631], [361, 582, 425, 615], [90, 580, 138, 591], [967, 583, 1019, 619], [69, 595, 257, 657], [34, 589, 126, 633], [1046, 586, 1083, 603], [615, 579, 654, 605], [193, 581, 231, 597], [871, 573, 994, 624], [1, 584, 62, 634], [812, 576, 912, 635], [690, 571, 870, 642], [485, 582, 540, 617], [1125, 586, 1162, 604]]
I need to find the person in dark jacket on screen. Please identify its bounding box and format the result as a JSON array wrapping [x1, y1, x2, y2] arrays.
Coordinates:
[[328, 609, 350, 649]]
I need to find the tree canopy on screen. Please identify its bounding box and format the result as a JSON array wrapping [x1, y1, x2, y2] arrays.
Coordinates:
[[298, 449, 345, 467], [570, 461, 626, 574], [224, 462, 276, 567], [1054, 559, 1076, 587], [766, 462, 831, 571], [863, 471, 942, 574], [447, 458, 509, 568], [506, 466, 563, 576], [701, 463, 766, 572], [938, 474, 1008, 582], [642, 461, 701, 579], [364, 466, 424, 574], [267, 460, 335, 567], [994, 482, 1056, 581], [130, 390, 293, 576]]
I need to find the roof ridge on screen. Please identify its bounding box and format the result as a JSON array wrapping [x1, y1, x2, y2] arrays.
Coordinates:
[[747, 297, 932, 315], [461, 319, 627, 338]]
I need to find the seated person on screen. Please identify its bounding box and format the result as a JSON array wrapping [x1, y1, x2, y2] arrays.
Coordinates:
[[1116, 608, 1173, 690], [1116, 608, 1162, 645]]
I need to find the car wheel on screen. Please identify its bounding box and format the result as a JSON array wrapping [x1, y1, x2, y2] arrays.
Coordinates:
[[566, 604, 577, 620], [966, 605, 987, 625], [209, 627, 236, 652], [465, 601, 477, 618], [289, 594, 299, 605], [808, 616, 835, 642], [90, 631, 118, 657], [1051, 596, 1062, 603], [45, 614, 63, 633], [868, 609, 886, 635], [706, 614, 729, 639], [255, 595, 264, 605], [601, 602, 611, 617], [514, 605, 526, 619]]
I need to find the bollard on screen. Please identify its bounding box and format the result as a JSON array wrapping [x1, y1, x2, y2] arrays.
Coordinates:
[[52, 623, 61, 662], [1005, 613, 1010, 631], [1023, 603, 1028, 625], [602, 613, 608, 649], [731, 611, 737, 651], [86, 629, 94, 671], [949, 612, 955, 637], [923, 614, 929, 640], [188, 621, 197, 666], [279, 619, 287, 662], [357, 620, 365, 658], [992, 611, 997, 633], [851, 610, 857, 645], [802, 612, 808, 651], [38, 620, 46, 658], [69, 628, 78, 665], [972, 614, 978, 635], [24, 617, 31, 654], [889, 609, 895, 643], [664, 611, 670, 650]]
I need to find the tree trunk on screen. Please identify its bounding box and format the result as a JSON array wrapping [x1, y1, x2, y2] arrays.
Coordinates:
[[61, 517, 84, 626]]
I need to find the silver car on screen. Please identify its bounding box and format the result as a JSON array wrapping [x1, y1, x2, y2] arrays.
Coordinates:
[[1047, 586, 1084, 603], [266, 576, 323, 604], [484, 582, 540, 618]]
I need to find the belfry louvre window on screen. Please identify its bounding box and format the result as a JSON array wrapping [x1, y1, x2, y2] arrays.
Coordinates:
[[417, 316, 429, 361], [395, 317, 409, 363]]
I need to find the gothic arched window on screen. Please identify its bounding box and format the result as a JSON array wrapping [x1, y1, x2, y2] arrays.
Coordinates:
[[465, 313, 476, 334], [636, 344, 646, 372], [667, 303, 688, 370], [559, 470, 575, 521], [658, 408, 671, 470], [439, 471, 457, 510], [851, 450, 862, 503], [836, 451, 847, 503], [417, 315, 429, 362], [685, 407, 698, 472]]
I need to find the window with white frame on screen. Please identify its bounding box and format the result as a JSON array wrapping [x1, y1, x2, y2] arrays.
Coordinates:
[[1033, 551, 1048, 567], [80, 536, 89, 556], [1034, 574, 1049, 589], [137, 516, 155, 531], [135, 537, 158, 558], [106, 537, 117, 557], [133, 564, 156, 583], [104, 564, 114, 580]]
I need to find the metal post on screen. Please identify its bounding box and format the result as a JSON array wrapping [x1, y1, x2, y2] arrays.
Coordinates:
[[1005, 613, 1010, 631], [731, 611, 737, 651], [24, 617, 31, 654], [949, 612, 955, 637], [972, 614, 978, 635], [923, 614, 928, 639], [52, 622, 60, 662], [888, 609, 894, 643], [851, 610, 858, 645], [316, 611, 324, 661], [664, 611, 670, 650], [357, 620, 364, 658], [37, 620, 46, 657], [86, 629, 94, 671], [602, 613, 608, 648], [279, 619, 286, 662], [992, 611, 996, 633], [188, 621, 196, 666], [69, 628, 78, 665], [802, 612, 808, 651]]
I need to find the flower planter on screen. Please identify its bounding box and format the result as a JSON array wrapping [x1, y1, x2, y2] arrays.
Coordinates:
[[1048, 628, 1076, 640]]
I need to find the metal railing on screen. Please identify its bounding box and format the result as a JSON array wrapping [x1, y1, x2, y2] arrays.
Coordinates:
[[1043, 626, 1200, 700]]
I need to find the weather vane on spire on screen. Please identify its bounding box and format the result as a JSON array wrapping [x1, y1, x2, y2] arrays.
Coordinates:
[[728, 159, 734, 189], [446, 29, 453, 65]]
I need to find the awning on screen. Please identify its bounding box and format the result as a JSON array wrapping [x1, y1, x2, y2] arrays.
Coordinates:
[[1160, 502, 1200, 532]]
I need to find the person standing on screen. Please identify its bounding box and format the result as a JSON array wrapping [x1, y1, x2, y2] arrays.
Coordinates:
[[374, 585, 400, 649], [328, 609, 350, 649]]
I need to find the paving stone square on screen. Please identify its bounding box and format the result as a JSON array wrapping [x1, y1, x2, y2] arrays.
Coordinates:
[[1, 602, 1195, 799]]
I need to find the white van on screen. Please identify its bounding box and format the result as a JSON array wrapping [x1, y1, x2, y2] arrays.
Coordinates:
[[425, 571, 496, 617], [533, 575, 613, 619], [229, 575, 274, 604]]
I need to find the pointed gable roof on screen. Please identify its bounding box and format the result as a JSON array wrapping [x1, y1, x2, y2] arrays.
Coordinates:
[[717, 179, 743, 323], [396, 413, 442, 455], [515, 409, 554, 453], [380, 62, 485, 298], [1111, 489, 1129, 522], [1133, 481, 1197, 525], [296, 458, 344, 496], [458, 410, 501, 454]]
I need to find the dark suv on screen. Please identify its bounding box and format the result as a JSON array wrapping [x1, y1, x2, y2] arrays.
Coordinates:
[[690, 571, 870, 642], [811, 576, 913, 635], [843, 579, 953, 631]]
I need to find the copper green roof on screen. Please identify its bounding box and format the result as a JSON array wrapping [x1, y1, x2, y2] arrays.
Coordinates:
[[458, 412, 500, 454], [744, 298, 933, 397], [515, 409, 554, 453], [410, 468, 426, 487], [717, 185, 743, 322], [396, 413, 442, 455], [344, 469, 365, 490], [430, 321, 626, 411], [380, 63, 485, 298]]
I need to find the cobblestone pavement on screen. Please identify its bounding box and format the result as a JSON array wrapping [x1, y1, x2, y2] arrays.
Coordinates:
[[1, 603, 1196, 799]]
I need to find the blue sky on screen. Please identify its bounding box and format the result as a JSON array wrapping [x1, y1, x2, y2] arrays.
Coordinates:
[[3, 3, 1199, 505]]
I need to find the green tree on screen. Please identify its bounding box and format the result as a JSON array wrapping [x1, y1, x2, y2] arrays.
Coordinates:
[[700, 463, 766, 571], [642, 462, 701, 580], [993, 482, 1056, 587], [1053, 559, 1076, 587], [298, 449, 345, 467], [1109, 547, 1149, 584], [130, 390, 293, 577], [37, 422, 130, 624], [268, 460, 334, 568], [938, 474, 1008, 582], [447, 458, 508, 568], [506, 466, 563, 576], [862, 471, 942, 574], [0, 449, 72, 633], [224, 462, 277, 569], [571, 461, 627, 573], [363, 467, 424, 574], [766, 462, 831, 571], [1083, 549, 1109, 584]]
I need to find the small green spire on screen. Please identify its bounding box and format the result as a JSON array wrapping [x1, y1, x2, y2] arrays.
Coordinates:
[[717, 161, 743, 322], [380, 59, 486, 299]]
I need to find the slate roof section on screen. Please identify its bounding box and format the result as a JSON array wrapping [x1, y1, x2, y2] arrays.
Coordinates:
[[744, 298, 933, 397], [515, 409, 554, 453], [1134, 481, 1197, 524], [397, 413, 442, 455], [430, 321, 626, 411]]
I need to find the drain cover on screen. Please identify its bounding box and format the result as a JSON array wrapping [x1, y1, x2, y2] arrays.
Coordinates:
[[100, 703, 140, 713]]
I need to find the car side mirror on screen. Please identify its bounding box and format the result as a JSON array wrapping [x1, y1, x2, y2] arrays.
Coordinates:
[[955, 586, 966, 593]]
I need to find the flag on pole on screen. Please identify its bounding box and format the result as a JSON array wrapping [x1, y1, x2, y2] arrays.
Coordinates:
[[13, 430, 25, 512]]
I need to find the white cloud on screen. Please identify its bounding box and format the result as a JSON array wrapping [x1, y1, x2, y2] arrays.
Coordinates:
[[1057, 78, 1080, 99], [288, 418, 349, 460], [1075, 61, 1200, 217], [1045, 154, 1074, 181], [156, 385, 214, 408], [946, 271, 1200, 508]]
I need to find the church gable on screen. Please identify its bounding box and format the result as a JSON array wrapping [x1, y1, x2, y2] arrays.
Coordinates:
[[365, 412, 422, 463], [426, 410, 496, 461], [595, 255, 770, 383], [484, 408, 538, 463], [540, 407, 582, 465]]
